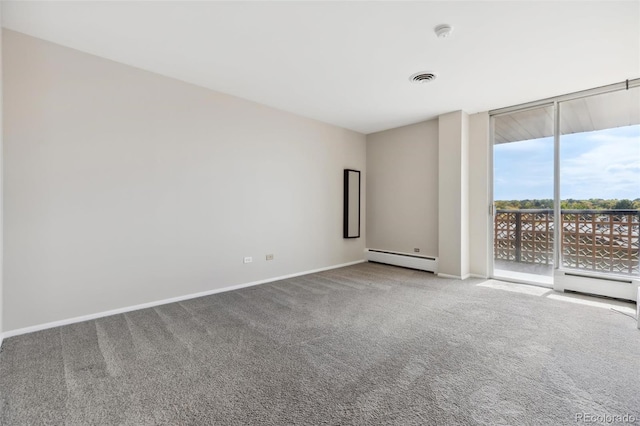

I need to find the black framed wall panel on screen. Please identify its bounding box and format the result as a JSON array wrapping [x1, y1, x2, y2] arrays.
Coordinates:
[[343, 169, 361, 238]]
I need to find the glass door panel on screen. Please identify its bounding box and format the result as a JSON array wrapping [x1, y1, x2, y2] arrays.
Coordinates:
[[493, 105, 555, 285], [559, 87, 640, 278]]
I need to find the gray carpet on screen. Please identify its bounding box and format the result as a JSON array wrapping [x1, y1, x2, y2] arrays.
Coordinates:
[[1, 262, 638, 425]]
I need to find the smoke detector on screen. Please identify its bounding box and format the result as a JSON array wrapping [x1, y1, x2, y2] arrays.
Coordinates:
[[435, 24, 453, 38], [409, 72, 437, 84]]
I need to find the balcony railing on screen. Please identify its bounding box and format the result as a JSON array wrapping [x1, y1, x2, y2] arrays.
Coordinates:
[[494, 209, 639, 276]]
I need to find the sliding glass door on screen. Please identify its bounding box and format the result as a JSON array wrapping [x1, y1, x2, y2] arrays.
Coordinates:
[[491, 81, 640, 294], [558, 87, 640, 279], [492, 106, 555, 285]]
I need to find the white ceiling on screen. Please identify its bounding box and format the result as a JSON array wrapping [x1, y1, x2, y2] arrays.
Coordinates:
[[3, 1, 639, 134]]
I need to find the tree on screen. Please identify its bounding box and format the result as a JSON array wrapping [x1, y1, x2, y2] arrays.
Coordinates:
[[613, 199, 634, 209], [496, 198, 639, 211]]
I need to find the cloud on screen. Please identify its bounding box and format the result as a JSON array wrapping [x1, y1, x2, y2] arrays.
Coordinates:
[[494, 125, 640, 201], [494, 137, 554, 199], [560, 133, 640, 199]]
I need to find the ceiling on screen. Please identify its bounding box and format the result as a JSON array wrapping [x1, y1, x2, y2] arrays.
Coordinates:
[[2, 1, 639, 135]]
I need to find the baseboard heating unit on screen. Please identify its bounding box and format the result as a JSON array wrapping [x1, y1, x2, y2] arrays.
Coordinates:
[[554, 270, 639, 302], [366, 249, 438, 273]]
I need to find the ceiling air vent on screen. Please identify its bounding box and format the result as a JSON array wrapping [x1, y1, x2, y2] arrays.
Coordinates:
[[409, 72, 437, 84]]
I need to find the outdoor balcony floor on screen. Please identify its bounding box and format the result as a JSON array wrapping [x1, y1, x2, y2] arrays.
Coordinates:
[[494, 259, 554, 286]]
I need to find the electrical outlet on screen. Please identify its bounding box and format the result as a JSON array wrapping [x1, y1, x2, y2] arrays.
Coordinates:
[[243, 256, 253, 264], [414, 248, 420, 253], [266, 254, 274, 261]]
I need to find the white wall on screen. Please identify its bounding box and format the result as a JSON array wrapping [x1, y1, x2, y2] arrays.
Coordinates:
[[3, 30, 366, 332], [365, 120, 438, 257]]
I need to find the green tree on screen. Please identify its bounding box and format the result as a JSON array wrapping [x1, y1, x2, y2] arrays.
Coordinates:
[[613, 199, 634, 209], [496, 198, 639, 211]]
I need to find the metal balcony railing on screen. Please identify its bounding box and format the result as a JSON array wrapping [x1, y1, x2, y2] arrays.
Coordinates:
[[494, 209, 639, 276]]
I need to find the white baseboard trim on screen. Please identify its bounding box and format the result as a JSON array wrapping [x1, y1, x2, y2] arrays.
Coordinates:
[[437, 273, 470, 280], [468, 274, 487, 279], [2, 259, 366, 340], [0, 335, 3, 351]]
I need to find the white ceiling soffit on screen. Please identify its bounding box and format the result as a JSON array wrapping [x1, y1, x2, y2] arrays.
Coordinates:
[[2, 1, 639, 135], [494, 87, 640, 144]]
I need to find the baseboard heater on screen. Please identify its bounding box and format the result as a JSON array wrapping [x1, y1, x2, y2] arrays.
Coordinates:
[[554, 270, 639, 302], [366, 249, 438, 273]]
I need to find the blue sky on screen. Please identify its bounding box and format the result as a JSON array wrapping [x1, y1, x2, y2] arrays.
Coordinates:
[[494, 125, 640, 201]]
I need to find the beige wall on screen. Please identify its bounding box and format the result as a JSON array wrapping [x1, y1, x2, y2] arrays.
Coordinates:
[[0, 10, 4, 339], [469, 112, 490, 277], [366, 112, 490, 278], [3, 30, 366, 332], [365, 120, 438, 257], [438, 111, 470, 278], [460, 112, 469, 277]]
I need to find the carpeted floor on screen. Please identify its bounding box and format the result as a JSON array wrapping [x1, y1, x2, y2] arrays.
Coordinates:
[[1, 262, 638, 425]]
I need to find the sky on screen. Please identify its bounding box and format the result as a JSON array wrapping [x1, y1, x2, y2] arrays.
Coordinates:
[[494, 124, 640, 201]]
